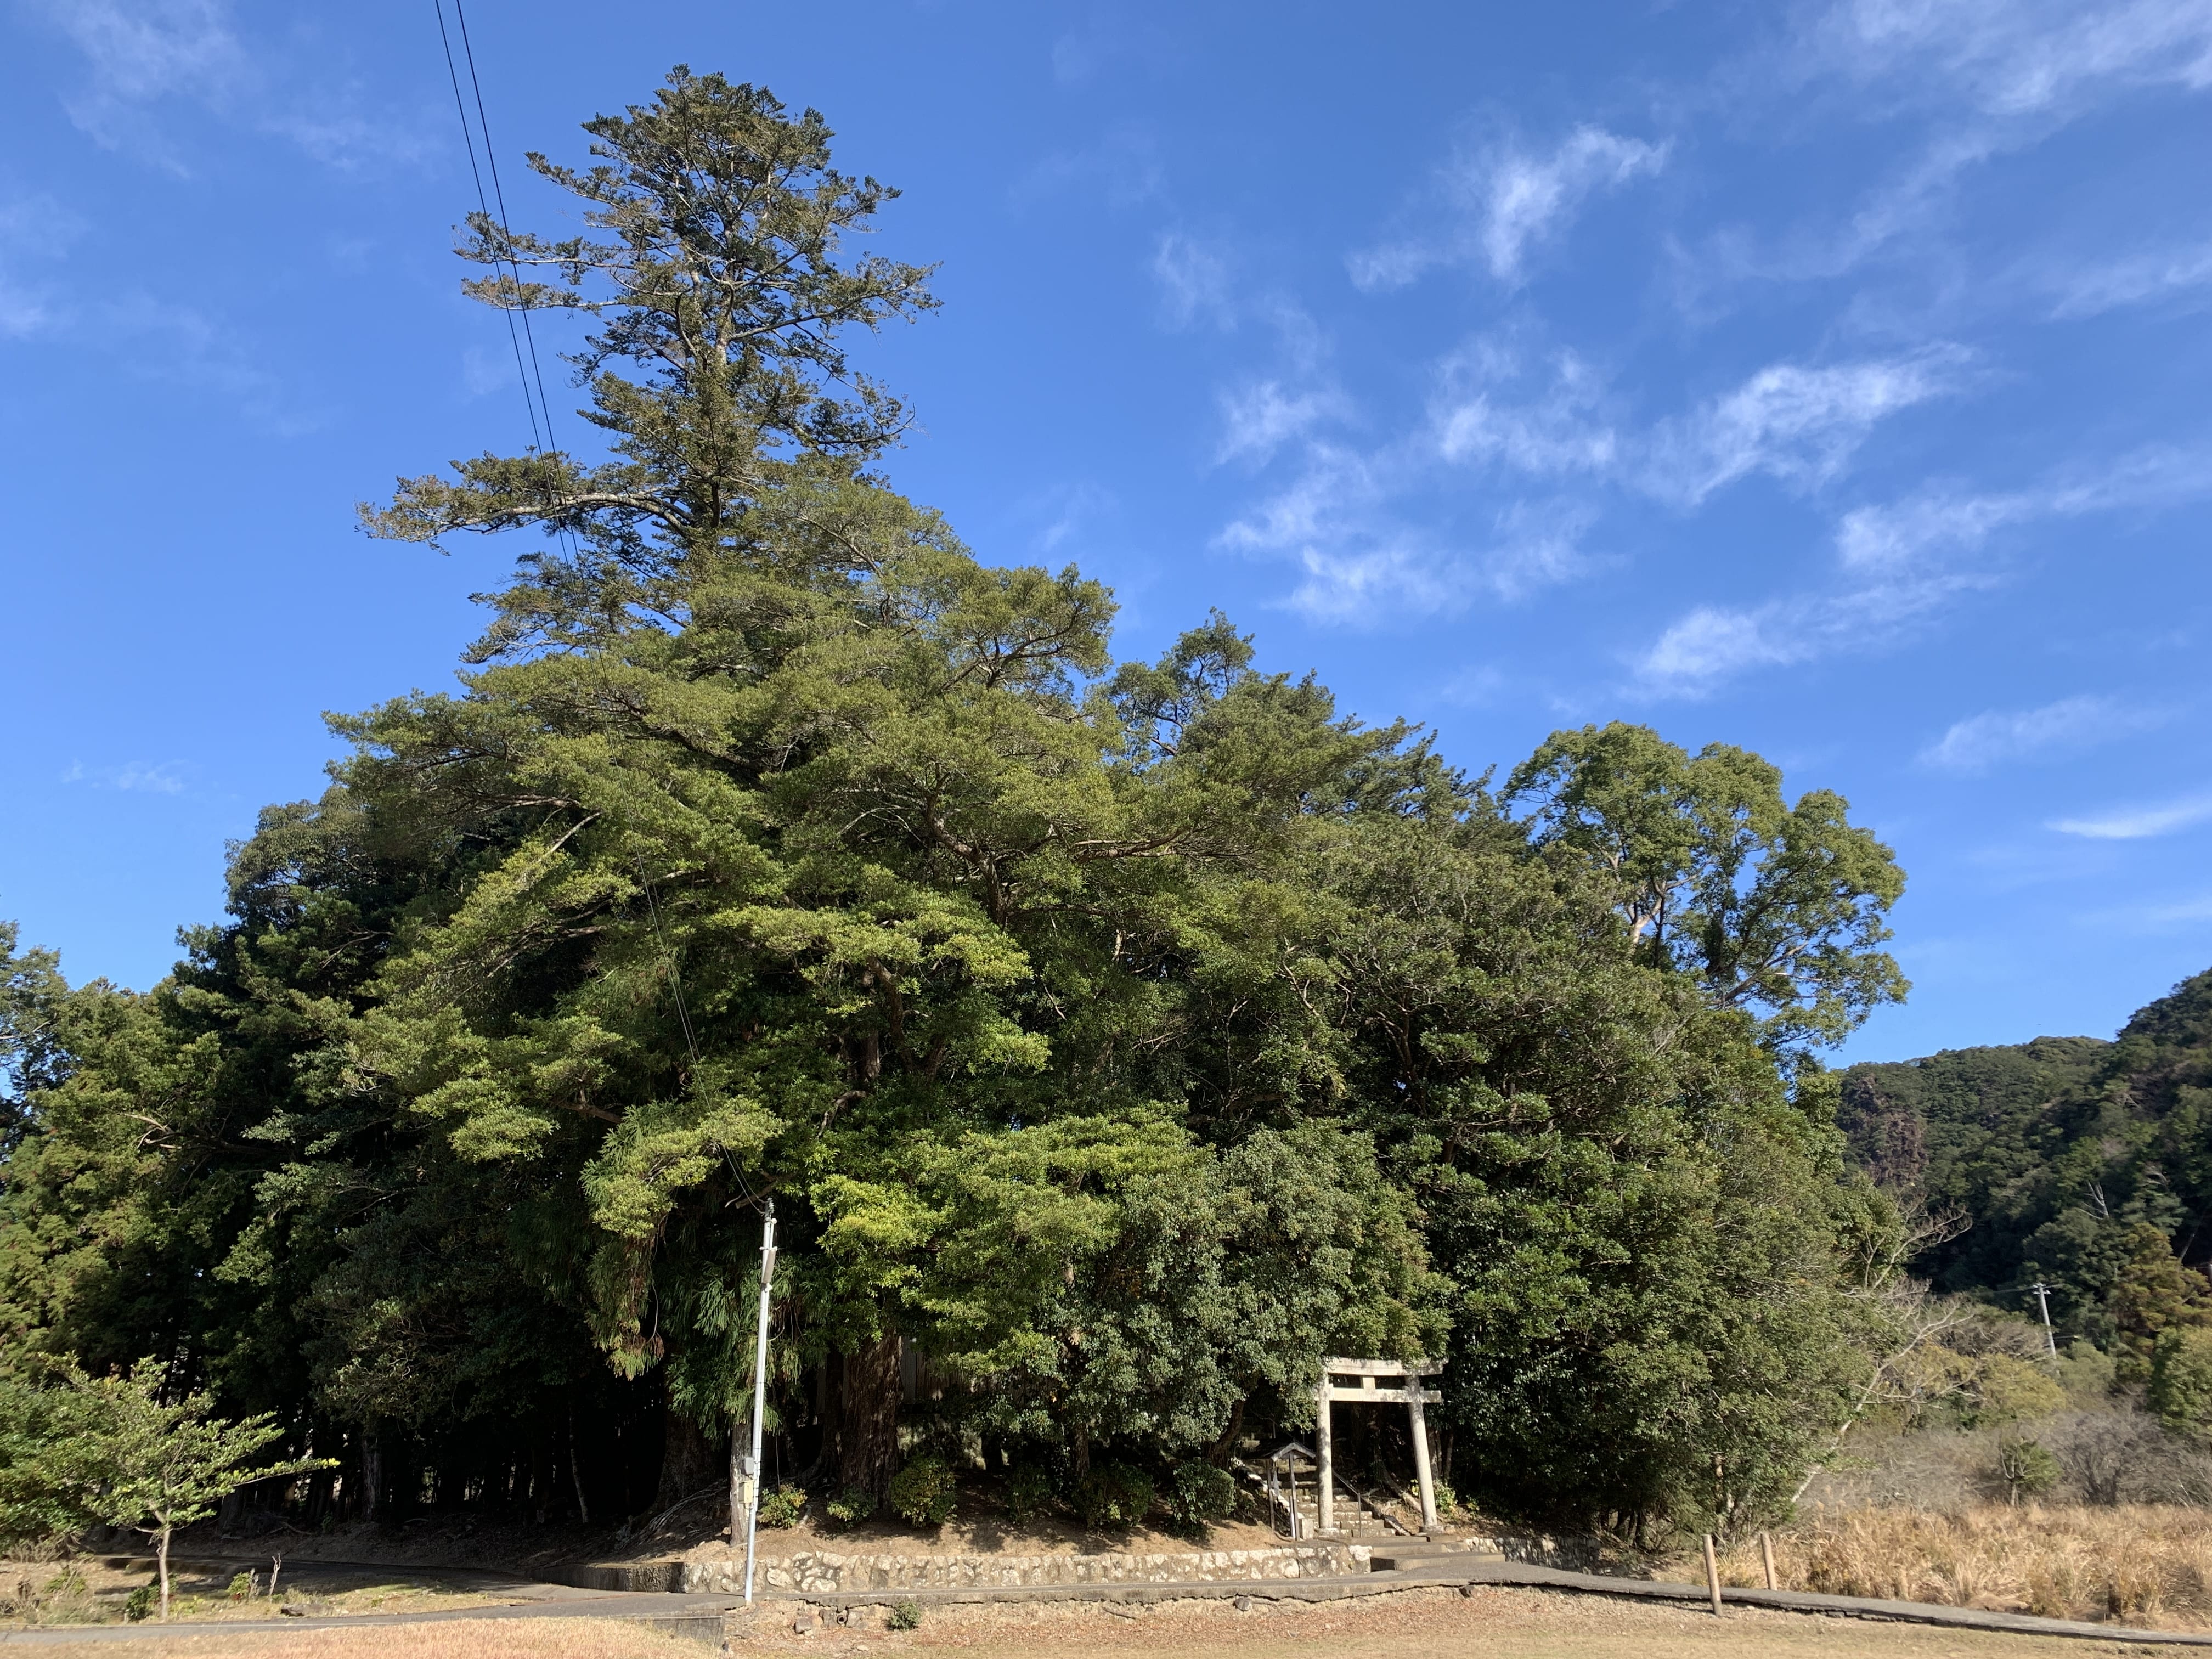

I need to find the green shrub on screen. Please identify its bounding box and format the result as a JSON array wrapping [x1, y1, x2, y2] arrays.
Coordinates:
[[824, 1486, 877, 1530], [888, 1453, 958, 1527], [227, 1570, 256, 1600], [1995, 1437, 2061, 1504], [1164, 1461, 1235, 1537], [758, 1484, 806, 1528], [1006, 1462, 1055, 1526], [887, 1598, 922, 1630], [2152, 1326, 2212, 1441], [1968, 1354, 2067, 1426], [123, 1585, 155, 1623], [1076, 1463, 1153, 1531], [2057, 1340, 2118, 1407]]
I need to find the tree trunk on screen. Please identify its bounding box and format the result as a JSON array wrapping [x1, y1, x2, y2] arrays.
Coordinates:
[[360, 1432, 382, 1523], [568, 1404, 591, 1525], [816, 1355, 842, 1482], [656, 1406, 720, 1510], [531, 1421, 552, 1523], [156, 1523, 172, 1622], [1206, 1398, 1246, 1465], [838, 1333, 901, 1503]]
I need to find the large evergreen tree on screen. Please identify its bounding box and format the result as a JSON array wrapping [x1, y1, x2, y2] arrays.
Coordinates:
[[0, 67, 1916, 1540]]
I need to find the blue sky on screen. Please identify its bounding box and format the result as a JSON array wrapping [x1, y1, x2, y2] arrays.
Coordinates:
[[2, 0, 2209, 1063]]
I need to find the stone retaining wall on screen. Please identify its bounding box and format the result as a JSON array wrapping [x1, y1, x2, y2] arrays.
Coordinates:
[[683, 1543, 1369, 1595], [1465, 1533, 1603, 1572]]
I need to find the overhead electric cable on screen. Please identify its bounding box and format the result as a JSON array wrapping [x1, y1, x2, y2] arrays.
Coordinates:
[[638, 861, 763, 1210], [451, 0, 564, 465], [432, 0, 541, 452]]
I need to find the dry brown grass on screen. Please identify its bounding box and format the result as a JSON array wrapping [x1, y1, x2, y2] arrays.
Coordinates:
[[1708, 1502, 2212, 1626], [0, 1556, 526, 1630], [2, 1590, 2128, 1659]]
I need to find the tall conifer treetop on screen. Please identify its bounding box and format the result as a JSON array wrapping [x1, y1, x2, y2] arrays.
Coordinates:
[[0, 68, 1925, 1537]]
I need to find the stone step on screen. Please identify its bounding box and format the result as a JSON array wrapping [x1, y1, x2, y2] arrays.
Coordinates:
[[1368, 1547, 1505, 1572]]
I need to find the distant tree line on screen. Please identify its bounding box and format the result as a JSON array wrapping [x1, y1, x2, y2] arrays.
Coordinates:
[[0, 70, 1922, 1545], [1841, 967, 2212, 1398]]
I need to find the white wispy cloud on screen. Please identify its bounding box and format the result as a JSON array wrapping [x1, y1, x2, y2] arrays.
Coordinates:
[[2049, 241, 2212, 317], [1214, 380, 1347, 466], [1426, 338, 1964, 501], [61, 760, 188, 794], [104, 294, 325, 433], [1151, 232, 1234, 329], [1800, 0, 2212, 120], [1217, 441, 1378, 560], [461, 345, 516, 400], [43, 0, 247, 162], [1921, 694, 2157, 771], [1677, 2, 2212, 300], [1350, 125, 1668, 290], [1431, 342, 1620, 475], [1837, 444, 2212, 572], [2051, 793, 2212, 839], [1635, 442, 2212, 693], [32, 0, 456, 173], [1637, 570, 1988, 693], [1281, 514, 1600, 625], [1010, 481, 1115, 555], [1650, 347, 1974, 505], [0, 188, 84, 339], [1014, 127, 1164, 210], [1220, 436, 1602, 623], [1219, 334, 1972, 630]]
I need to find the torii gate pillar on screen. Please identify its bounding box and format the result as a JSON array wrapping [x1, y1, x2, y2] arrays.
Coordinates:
[[1313, 1357, 1443, 1533]]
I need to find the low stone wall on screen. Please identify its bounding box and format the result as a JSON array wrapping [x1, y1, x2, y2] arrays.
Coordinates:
[[683, 1544, 1369, 1595], [1463, 1533, 1604, 1572]]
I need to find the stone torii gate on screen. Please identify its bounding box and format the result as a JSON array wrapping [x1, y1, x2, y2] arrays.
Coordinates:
[[1314, 1357, 1442, 1534]]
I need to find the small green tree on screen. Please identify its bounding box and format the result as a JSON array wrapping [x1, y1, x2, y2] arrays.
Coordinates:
[[2151, 1325, 2212, 1442], [1, 1360, 331, 1621], [1995, 1437, 2059, 1506]]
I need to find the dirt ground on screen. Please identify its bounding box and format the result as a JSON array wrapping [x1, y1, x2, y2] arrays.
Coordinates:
[[0, 1557, 542, 1629], [147, 1498, 1303, 1582], [0, 1586, 2183, 1658]]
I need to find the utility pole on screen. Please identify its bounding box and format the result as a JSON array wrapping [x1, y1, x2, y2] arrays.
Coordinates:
[[740, 1203, 777, 1606], [2029, 1280, 2058, 1361]]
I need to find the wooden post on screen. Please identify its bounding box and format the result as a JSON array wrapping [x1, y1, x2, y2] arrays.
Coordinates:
[[1702, 1533, 1723, 1617], [1759, 1530, 1777, 1590], [1407, 1394, 1439, 1531], [1314, 1380, 1335, 1535]]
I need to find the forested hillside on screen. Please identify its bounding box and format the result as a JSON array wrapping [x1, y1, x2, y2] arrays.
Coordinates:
[[0, 70, 1924, 1546], [1841, 968, 2212, 1355]]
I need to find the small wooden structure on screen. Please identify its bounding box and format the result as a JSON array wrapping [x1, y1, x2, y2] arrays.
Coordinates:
[[1261, 1440, 1318, 1539], [1314, 1356, 1442, 1533]]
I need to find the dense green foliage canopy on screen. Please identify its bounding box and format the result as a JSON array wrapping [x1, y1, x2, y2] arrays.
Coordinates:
[[0, 70, 1925, 1541], [1841, 967, 2212, 1371]]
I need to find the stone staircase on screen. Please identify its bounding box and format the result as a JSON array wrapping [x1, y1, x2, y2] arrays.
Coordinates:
[[1259, 1466, 1423, 1541]]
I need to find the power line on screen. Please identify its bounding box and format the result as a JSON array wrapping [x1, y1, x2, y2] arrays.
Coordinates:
[[431, 0, 541, 452], [636, 863, 702, 1068], [636, 859, 761, 1211], [449, 1, 566, 469]]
